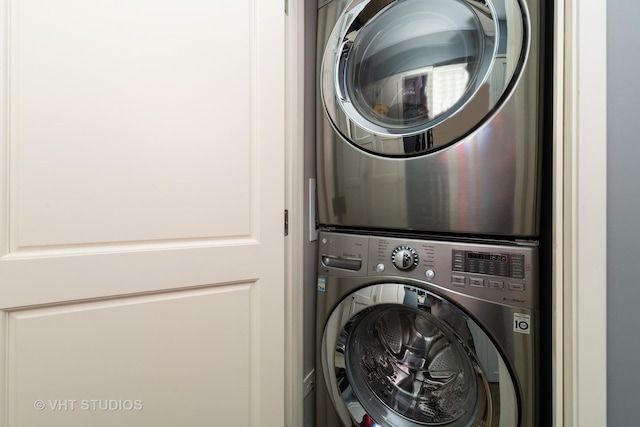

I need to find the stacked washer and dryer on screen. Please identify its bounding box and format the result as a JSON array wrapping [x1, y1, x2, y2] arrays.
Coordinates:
[[314, 0, 545, 426]]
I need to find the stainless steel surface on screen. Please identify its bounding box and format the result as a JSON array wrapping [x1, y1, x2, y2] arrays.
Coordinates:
[[316, 231, 538, 426], [316, 0, 542, 236]]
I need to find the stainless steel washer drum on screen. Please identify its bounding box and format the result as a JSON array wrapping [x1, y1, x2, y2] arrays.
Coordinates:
[[344, 304, 480, 426]]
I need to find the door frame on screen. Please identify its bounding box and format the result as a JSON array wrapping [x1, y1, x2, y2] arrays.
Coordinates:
[[554, 0, 607, 426], [284, 0, 609, 425], [284, 0, 306, 426]]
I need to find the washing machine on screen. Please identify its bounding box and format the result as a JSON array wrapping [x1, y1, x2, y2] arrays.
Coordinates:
[[316, 0, 544, 237], [315, 231, 538, 426]]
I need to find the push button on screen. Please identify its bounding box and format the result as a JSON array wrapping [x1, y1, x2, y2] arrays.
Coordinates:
[[489, 280, 505, 290], [451, 275, 466, 287], [509, 282, 525, 292], [470, 278, 485, 288]]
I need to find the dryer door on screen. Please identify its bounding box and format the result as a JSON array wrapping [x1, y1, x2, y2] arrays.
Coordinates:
[[321, 0, 528, 156], [321, 283, 518, 427]]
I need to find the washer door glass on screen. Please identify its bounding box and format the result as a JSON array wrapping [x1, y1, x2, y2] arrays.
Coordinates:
[[346, 304, 479, 425], [321, 0, 528, 156], [322, 283, 517, 427]]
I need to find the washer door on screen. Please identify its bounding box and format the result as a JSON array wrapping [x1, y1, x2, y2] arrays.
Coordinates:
[[321, 283, 518, 427], [321, 0, 528, 156]]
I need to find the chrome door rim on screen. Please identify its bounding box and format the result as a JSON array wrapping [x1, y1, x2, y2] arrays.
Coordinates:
[[320, 0, 531, 156]]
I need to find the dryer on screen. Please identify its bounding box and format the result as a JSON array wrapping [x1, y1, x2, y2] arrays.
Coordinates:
[[316, 0, 544, 237], [315, 231, 538, 426]]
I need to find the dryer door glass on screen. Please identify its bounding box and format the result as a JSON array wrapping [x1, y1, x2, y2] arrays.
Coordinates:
[[321, 0, 528, 156]]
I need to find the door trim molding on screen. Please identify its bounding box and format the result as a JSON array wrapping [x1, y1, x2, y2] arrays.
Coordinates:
[[285, 0, 305, 426], [559, 0, 607, 425]]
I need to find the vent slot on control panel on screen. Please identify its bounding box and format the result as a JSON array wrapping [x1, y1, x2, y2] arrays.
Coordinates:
[[452, 250, 525, 279]]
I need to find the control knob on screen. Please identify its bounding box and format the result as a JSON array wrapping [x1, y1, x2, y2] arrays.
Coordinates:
[[391, 246, 419, 271]]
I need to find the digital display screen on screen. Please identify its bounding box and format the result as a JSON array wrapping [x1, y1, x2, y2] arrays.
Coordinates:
[[453, 250, 524, 279], [467, 252, 508, 262]]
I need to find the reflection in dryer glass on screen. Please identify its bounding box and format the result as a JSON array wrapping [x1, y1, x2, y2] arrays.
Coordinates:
[[345, 0, 487, 134]]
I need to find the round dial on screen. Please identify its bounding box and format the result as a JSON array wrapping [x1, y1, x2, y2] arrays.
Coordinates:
[[391, 246, 419, 271]]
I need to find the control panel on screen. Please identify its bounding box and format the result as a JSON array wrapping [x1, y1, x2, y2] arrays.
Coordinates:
[[318, 231, 538, 309], [452, 250, 525, 279]]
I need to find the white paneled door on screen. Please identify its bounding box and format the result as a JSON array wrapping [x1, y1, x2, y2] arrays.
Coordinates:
[[0, 1, 284, 426]]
